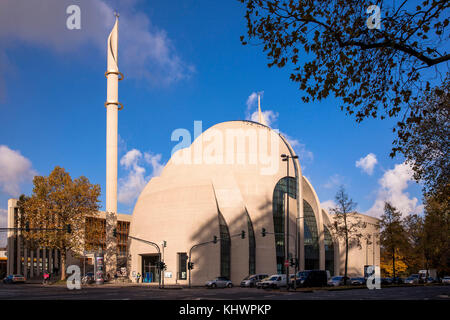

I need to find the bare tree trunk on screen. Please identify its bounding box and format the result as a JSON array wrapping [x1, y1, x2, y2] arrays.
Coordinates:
[[344, 236, 348, 285], [344, 214, 348, 285], [392, 247, 396, 279], [61, 250, 66, 281]]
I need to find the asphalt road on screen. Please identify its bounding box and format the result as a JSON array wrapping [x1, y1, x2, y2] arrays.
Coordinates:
[[0, 283, 449, 300]]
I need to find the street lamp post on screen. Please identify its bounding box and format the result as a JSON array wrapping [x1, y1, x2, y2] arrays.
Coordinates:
[[281, 153, 298, 290]]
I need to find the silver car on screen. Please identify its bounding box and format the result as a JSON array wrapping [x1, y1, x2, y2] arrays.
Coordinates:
[[404, 274, 419, 284], [441, 276, 450, 285], [205, 276, 233, 288], [240, 274, 268, 287], [328, 275, 351, 286]]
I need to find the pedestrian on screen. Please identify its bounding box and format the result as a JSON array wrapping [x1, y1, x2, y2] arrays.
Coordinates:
[[136, 272, 141, 283], [43, 271, 49, 285]]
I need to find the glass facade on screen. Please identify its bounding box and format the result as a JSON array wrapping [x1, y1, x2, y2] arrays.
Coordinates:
[[245, 208, 256, 275], [218, 211, 231, 279], [324, 225, 334, 275], [177, 252, 188, 280], [272, 177, 297, 274], [304, 200, 319, 270]]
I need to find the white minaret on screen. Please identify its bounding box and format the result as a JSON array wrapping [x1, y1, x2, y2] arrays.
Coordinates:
[[105, 13, 123, 274], [257, 93, 267, 126]]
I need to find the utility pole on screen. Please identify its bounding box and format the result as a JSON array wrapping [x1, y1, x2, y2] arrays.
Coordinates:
[[281, 153, 298, 290]]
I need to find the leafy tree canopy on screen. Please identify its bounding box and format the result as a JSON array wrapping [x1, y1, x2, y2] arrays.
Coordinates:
[[240, 0, 449, 122]]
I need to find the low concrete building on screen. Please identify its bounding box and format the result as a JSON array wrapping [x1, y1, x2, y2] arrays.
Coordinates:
[[129, 119, 380, 286], [6, 198, 131, 278]]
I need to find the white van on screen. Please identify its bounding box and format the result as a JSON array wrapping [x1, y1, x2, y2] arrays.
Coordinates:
[[260, 274, 287, 289]]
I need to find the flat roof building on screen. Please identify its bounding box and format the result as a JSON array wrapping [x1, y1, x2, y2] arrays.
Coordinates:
[[6, 198, 131, 279]]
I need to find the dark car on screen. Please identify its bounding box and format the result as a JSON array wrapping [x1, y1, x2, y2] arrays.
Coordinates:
[[381, 277, 393, 285], [391, 277, 404, 284], [289, 270, 328, 288], [350, 277, 366, 285], [3, 274, 26, 284]]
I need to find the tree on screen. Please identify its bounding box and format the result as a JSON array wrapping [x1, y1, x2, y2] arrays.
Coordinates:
[[403, 213, 426, 273], [328, 186, 367, 285], [239, 0, 449, 194], [380, 251, 408, 277], [378, 202, 408, 279], [391, 79, 449, 198], [422, 193, 450, 278], [21, 166, 101, 280], [240, 0, 449, 121]]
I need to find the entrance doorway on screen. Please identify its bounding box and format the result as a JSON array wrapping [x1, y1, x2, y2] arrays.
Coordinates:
[[141, 254, 160, 283]]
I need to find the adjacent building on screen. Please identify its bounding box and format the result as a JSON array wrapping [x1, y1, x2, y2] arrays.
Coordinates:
[[6, 198, 131, 278]]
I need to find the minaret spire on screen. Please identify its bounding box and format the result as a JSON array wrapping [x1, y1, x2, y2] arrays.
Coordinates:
[[105, 12, 123, 276], [257, 93, 267, 126]]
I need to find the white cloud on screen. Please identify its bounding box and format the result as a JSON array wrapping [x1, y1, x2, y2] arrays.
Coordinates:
[[321, 200, 336, 212], [250, 110, 279, 127], [118, 148, 164, 205], [365, 162, 423, 218], [246, 91, 278, 126], [356, 153, 378, 175], [323, 174, 343, 189], [0, 145, 36, 196], [280, 133, 314, 163], [244, 91, 313, 164], [0, 0, 193, 88], [246, 91, 263, 113], [144, 153, 164, 177], [0, 208, 6, 247]]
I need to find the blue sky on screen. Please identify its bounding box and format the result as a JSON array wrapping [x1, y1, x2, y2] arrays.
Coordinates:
[[0, 0, 424, 228]]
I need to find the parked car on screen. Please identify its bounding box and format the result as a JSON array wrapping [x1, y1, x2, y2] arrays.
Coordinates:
[[3, 274, 26, 284], [391, 277, 404, 284], [205, 277, 233, 288], [441, 276, 450, 285], [290, 270, 328, 288], [381, 278, 393, 285], [405, 274, 420, 284], [240, 274, 268, 287], [259, 274, 287, 289], [421, 276, 434, 284], [256, 276, 271, 289], [350, 277, 366, 285], [328, 275, 351, 286]]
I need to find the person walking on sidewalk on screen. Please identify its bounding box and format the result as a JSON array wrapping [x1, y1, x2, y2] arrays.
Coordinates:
[[43, 271, 50, 285]]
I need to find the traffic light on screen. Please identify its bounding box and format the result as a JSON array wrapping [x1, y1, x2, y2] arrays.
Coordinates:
[[113, 228, 117, 237], [159, 261, 167, 270], [261, 228, 266, 237], [66, 224, 72, 234], [290, 258, 295, 267], [213, 235, 218, 243], [241, 230, 246, 239], [188, 262, 194, 270], [25, 222, 30, 232], [163, 240, 167, 248]]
